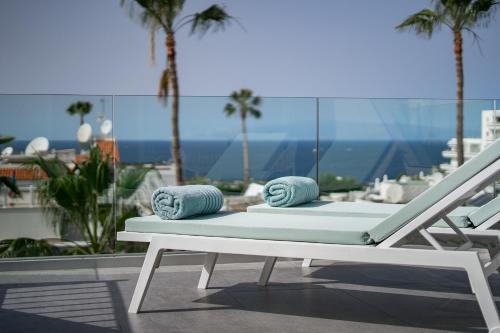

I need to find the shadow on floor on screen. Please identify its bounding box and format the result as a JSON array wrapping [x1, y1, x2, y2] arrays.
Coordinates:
[[2, 263, 498, 332], [146, 263, 496, 332], [304, 263, 500, 295], [0, 280, 131, 333], [186, 280, 487, 332]]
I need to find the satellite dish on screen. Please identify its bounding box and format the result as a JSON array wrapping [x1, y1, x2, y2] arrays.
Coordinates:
[[25, 137, 49, 156], [1, 147, 13, 158], [77, 123, 92, 143], [100, 120, 112, 136]]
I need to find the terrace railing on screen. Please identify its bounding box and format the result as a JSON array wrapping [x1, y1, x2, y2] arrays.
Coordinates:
[[0, 94, 498, 258]]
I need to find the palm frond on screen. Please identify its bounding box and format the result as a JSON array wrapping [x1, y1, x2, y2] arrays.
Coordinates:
[[34, 173, 90, 240], [224, 89, 262, 119], [190, 5, 233, 36], [240, 88, 252, 100], [229, 91, 240, 102], [116, 166, 151, 199], [463, 25, 485, 54], [158, 68, 170, 105], [432, 0, 498, 29], [149, 24, 157, 65], [0, 136, 15, 145], [0, 176, 21, 197], [396, 9, 443, 37], [121, 0, 184, 31], [224, 103, 237, 116], [251, 96, 262, 107], [466, 0, 499, 28], [248, 108, 262, 119], [78, 146, 112, 194], [29, 157, 69, 178], [66, 101, 93, 118], [164, 0, 186, 28]]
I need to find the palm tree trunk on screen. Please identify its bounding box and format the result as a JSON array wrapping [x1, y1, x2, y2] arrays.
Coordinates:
[[80, 115, 84, 125], [166, 32, 183, 185], [454, 30, 464, 166], [241, 115, 250, 188]]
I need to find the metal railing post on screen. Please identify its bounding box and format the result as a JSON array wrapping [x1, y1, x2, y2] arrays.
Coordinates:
[[494, 99, 498, 198], [315, 97, 320, 189], [112, 95, 117, 252]]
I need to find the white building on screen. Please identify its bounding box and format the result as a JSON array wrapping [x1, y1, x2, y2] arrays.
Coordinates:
[[441, 109, 500, 172], [481, 109, 500, 148]]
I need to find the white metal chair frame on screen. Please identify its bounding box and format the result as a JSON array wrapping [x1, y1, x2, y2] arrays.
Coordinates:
[[299, 184, 500, 268], [118, 159, 500, 333]]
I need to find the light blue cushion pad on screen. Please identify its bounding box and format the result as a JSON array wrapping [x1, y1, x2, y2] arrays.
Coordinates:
[[247, 201, 476, 228], [468, 195, 500, 227], [125, 212, 384, 245]]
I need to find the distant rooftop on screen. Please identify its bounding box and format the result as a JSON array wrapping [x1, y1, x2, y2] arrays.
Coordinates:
[[0, 165, 46, 181]]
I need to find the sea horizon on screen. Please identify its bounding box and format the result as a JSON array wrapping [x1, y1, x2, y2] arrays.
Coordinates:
[[4, 139, 448, 183]]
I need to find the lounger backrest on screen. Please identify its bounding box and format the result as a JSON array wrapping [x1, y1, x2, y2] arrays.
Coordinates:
[[468, 194, 500, 227], [368, 139, 500, 243]]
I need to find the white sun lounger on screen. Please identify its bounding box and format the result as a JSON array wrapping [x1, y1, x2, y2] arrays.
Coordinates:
[[118, 139, 500, 332]]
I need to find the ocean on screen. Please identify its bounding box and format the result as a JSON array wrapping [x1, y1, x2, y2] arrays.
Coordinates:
[[6, 140, 448, 183]]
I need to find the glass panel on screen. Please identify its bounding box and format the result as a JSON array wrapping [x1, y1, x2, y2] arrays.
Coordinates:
[[113, 96, 317, 253], [318, 98, 494, 203], [0, 94, 114, 257], [0, 94, 497, 259]]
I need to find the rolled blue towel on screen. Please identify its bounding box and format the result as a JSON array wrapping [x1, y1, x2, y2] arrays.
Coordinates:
[[151, 185, 224, 220], [263, 176, 319, 207]]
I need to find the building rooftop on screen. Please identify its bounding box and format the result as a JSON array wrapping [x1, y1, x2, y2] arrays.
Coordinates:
[[0, 259, 496, 332], [0, 165, 47, 181]]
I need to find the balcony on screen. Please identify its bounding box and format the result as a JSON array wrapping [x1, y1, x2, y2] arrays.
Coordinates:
[[1, 95, 500, 332], [442, 149, 480, 160], [485, 122, 500, 129], [1, 257, 499, 333], [1, 95, 499, 247]]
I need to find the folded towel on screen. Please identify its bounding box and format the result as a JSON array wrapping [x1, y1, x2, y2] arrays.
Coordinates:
[[263, 176, 319, 207], [151, 185, 224, 220]]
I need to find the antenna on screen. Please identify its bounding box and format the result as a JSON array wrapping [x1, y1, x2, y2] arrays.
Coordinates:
[[95, 98, 106, 124], [77, 123, 92, 143], [1, 147, 13, 158], [25, 137, 49, 155], [100, 120, 112, 136]]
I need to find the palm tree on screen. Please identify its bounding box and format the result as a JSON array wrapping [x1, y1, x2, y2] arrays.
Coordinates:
[[33, 146, 149, 254], [66, 101, 93, 125], [121, 0, 234, 185], [224, 89, 262, 188], [396, 0, 498, 166]]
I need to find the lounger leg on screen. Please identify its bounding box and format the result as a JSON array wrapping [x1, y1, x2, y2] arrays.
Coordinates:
[[198, 252, 218, 289], [128, 241, 163, 313], [154, 250, 164, 268], [465, 259, 500, 332], [258, 257, 277, 286], [302, 258, 313, 267]]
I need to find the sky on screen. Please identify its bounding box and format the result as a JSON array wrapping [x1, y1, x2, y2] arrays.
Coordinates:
[[0, 0, 499, 141], [1, 0, 499, 98]]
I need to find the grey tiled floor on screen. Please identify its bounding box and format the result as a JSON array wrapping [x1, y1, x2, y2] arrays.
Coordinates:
[[1, 259, 499, 332]]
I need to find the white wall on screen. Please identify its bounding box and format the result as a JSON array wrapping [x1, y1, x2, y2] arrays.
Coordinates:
[[0, 208, 59, 240]]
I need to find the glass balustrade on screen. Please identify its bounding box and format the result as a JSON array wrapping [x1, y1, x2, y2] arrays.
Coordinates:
[[0, 94, 496, 258]]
